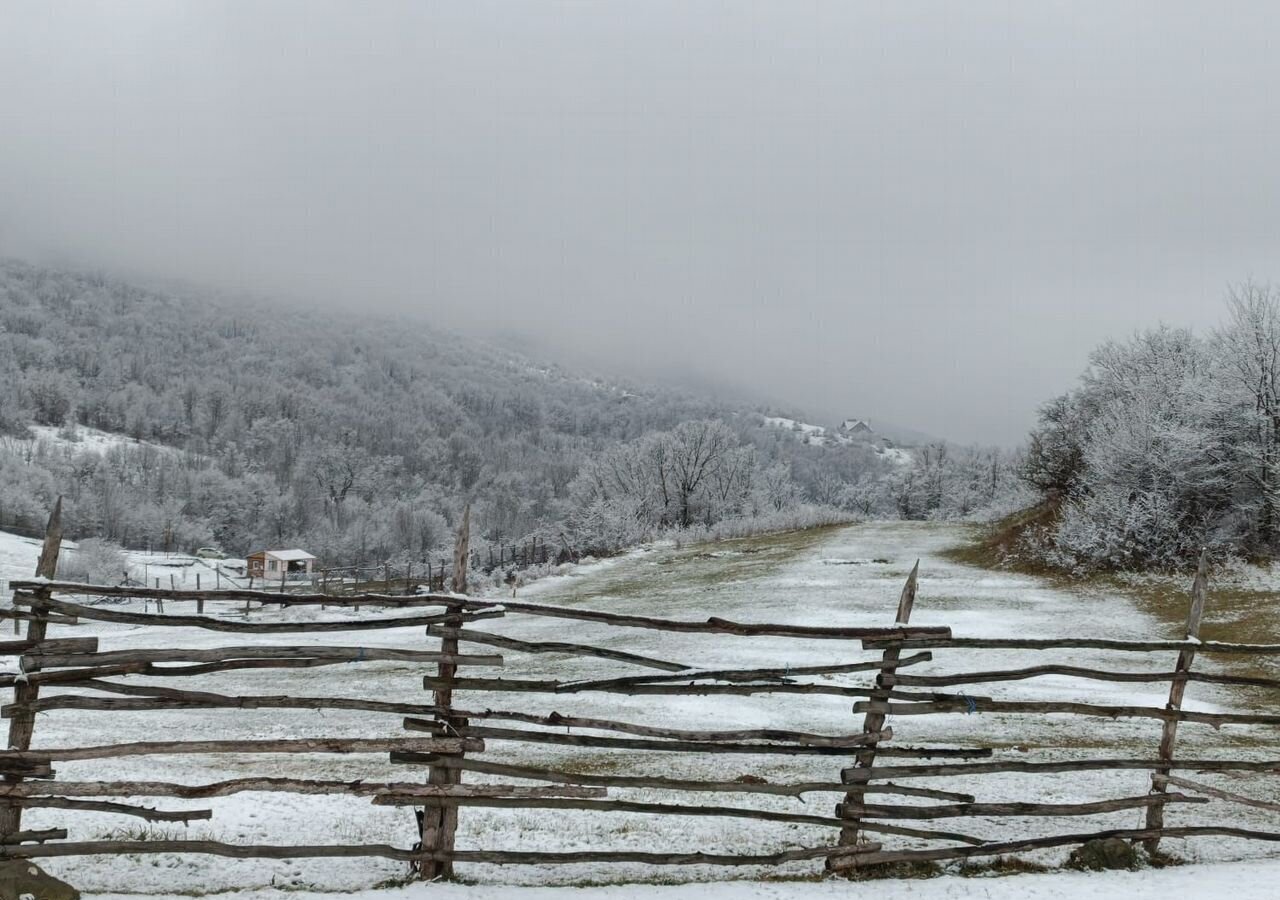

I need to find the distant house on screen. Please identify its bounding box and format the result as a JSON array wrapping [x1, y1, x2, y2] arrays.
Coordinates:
[[839, 418, 873, 436], [247, 549, 317, 580]]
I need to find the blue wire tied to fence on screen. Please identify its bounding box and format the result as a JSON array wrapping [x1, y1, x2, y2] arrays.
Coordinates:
[[958, 691, 978, 714]]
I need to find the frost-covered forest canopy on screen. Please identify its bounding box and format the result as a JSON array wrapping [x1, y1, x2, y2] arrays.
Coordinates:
[[1020, 283, 1280, 571], [0, 261, 1024, 563]]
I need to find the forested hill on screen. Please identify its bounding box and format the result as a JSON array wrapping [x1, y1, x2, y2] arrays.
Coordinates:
[[0, 261, 1023, 564]]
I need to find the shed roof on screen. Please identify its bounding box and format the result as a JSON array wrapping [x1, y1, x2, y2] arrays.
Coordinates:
[[249, 549, 317, 561]]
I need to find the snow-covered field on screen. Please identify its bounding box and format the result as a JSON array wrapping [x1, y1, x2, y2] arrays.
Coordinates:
[[2, 522, 1278, 897], [84, 859, 1280, 900]]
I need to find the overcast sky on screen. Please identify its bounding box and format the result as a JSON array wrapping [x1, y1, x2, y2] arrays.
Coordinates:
[[3, 2, 1278, 444]]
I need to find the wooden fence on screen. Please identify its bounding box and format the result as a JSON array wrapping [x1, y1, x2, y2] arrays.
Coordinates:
[[4, 503, 1280, 883]]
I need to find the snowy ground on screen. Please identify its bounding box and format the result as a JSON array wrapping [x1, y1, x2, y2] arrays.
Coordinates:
[[1, 522, 1278, 896], [85, 859, 1280, 900]]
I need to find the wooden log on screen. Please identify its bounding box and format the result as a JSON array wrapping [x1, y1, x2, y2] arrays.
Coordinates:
[[0, 839, 870, 866], [377, 796, 984, 846], [423, 675, 914, 698], [2, 652, 504, 688], [0, 779, 601, 799], [446, 707, 894, 748], [403, 719, 889, 755], [849, 698, 1280, 728], [22, 645, 498, 670], [433, 843, 881, 866], [389, 755, 977, 803], [4, 689, 454, 719], [13, 580, 946, 643], [0, 737, 480, 762], [886, 664, 1280, 691], [839, 562, 918, 855], [7, 580, 468, 608], [427, 626, 688, 672], [0, 498, 61, 838], [827, 825, 1280, 871], [383, 793, 849, 828], [862, 636, 1280, 654], [834, 792, 1205, 820], [875, 747, 992, 759], [445, 597, 950, 640], [0, 839, 423, 861], [0, 638, 97, 657], [1147, 551, 1208, 855], [421, 515, 470, 883], [842, 757, 1280, 782], [0, 611, 77, 626], [11, 797, 213, 823], [558, 652, 934, 690], [1153, 773, 1280, 814], [0, 760, 53, 778], [0, 829, 65, 844], [10, 595, 503, 634]]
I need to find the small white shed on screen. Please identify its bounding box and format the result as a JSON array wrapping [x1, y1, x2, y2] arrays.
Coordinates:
[[247, 548, 317, 579]]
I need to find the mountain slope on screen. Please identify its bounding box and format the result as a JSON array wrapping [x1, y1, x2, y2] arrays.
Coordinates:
[[0, 262, 903, 560]]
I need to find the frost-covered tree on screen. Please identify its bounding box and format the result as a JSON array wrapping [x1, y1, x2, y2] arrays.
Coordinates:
[[1018, 288, 1280, 570]]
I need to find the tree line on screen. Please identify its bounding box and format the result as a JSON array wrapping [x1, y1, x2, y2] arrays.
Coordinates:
[[1021, 283, 1280, 570], [0, 261, 1022, 565]]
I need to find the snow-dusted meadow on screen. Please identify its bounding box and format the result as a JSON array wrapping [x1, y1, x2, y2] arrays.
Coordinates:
[[2, 522, 1279, 897]]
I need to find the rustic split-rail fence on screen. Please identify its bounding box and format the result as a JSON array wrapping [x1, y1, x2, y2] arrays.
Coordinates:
[[3, 500, 1280, 883]]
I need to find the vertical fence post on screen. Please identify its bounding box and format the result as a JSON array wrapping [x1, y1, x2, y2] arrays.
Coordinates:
[[0, 498, 63, 837], [1144, 549, 1209, 855], [832, 560, 918, 860], [419, 504, 470, 879]]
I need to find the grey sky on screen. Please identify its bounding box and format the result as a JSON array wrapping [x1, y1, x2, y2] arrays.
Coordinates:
[[3, 2, 1277, 444]]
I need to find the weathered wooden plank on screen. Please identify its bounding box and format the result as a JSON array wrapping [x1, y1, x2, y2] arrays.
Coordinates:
[[2, 652, 503, 688], [886, 664, 1280, 691], [0, 499, 61, 838], [850, 698, 1280, 728], [390, 755, 976, 802], [0, 638, 97, 657], [4, 689, 451, 719], [841, 757, 1280, 782], [0, 737, 479, 762], [0, 839, 870, 866], [0, 839, 422, 861], [1153, 773, 1280, 814], [834, 792, 1205, 819], [11, 797, 212, 823], [445, 598, 950, 641], [862, 637, 1280, 653], [1146, 551, 1208, 854], [838, 562, 918, 855], [427, 626, 688, 672], [10, 594, 502, 634], [0, 779, 598, 799], [22, 645, 494, 670], [403, 719, 889, 755], [7, 580, 469, 608], [445, 707, 893, 748], [827, 826, 1280, 871], [0, 829, 65, 845], [424, 675, 904, 698], [558, 652, 934, 690]]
